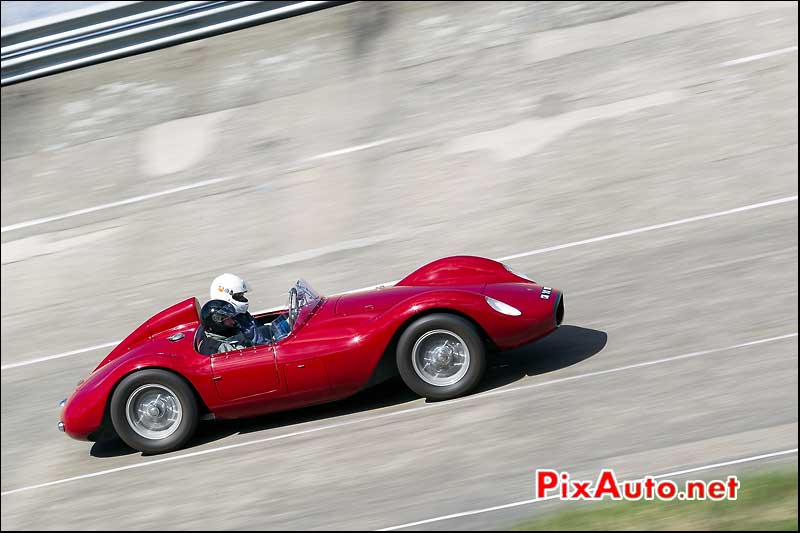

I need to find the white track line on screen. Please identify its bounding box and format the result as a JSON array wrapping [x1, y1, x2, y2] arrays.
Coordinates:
[[721, 45, 798, 66], [1, 132, 401, 235], [306, 136, 406, 161], [2, 133, 405, 235], [496, 195, 798, 262], [4, 39, 794, 232], [378, 448, 800, 531], [0, 281, 405, 371], [2, 194, 796, 372], [1, 332, 795, 497], [0, 341, 120, 371], [0, 177, 235, 233], [434, 333, 798, 405]]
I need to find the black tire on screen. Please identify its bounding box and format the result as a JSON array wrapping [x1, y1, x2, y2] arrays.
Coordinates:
[[396, 313, 486, 401], [110, 369, 198, 454]]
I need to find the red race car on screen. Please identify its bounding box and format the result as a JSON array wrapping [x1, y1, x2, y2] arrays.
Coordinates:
[[59, 256, 564, 454]]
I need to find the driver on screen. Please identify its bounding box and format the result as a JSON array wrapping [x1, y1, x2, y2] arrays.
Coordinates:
[[198, 299, 253, 355], [209, 273, 271, 345]]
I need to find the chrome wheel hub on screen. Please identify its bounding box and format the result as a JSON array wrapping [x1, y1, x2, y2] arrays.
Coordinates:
[[125, 384, 182, 440], [412, 329, 470, 387]]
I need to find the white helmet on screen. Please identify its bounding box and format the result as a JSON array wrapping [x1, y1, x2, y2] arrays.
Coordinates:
[[209, 273, 251, 314]]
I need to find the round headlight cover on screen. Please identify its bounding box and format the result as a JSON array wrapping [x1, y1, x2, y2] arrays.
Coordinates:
[[485, 296, 522, 316]]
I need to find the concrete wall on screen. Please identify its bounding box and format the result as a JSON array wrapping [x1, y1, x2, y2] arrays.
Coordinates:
[[1, 0, 796, 359]]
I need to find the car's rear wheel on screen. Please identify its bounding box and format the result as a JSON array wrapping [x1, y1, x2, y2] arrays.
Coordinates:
[[110, 369, 198, 454], [397, 313, 486, 401]]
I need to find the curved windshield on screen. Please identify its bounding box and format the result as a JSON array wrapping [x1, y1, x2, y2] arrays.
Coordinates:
[[270, 279, 322, 341], [292, 279, 321, 311]]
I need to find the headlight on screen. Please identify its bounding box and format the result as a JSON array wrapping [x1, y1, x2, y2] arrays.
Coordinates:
[[503, 264, 535, 282], [485, 296, 521, 316]]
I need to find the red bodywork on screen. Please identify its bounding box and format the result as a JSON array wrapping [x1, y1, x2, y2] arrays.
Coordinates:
[[61, 256, 563, 440]]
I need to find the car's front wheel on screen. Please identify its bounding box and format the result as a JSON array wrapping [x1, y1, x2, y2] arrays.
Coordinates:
[[397, 313, 486, 401], [110, 369, 198, 454]]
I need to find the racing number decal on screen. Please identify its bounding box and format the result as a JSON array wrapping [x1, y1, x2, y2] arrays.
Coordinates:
[[541, 287, 552, 300]]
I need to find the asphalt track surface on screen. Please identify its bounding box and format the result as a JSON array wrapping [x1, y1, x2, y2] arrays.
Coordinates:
[[1, 2, 798, 530]]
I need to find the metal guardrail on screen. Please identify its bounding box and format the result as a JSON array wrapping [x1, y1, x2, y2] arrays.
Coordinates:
[[1, 0, 349, 86]]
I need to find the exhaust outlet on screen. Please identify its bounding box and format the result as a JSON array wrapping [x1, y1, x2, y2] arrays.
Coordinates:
[[555, 294, 564, 327]]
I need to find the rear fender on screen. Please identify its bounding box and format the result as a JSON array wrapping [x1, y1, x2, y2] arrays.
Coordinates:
[[396, 256, 528, 287], [379, 285, 559, 353]]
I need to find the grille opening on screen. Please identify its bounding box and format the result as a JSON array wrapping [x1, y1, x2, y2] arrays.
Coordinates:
[[555, 295, 565, 327]]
